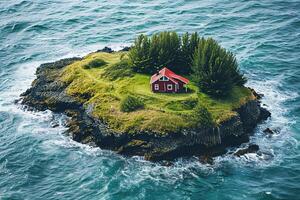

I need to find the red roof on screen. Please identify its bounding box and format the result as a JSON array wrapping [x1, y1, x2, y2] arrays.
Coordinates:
[[150, 67, 189, 84]]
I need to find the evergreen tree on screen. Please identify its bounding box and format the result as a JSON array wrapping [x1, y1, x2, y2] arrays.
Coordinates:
[[192, 37, 246, 96], [149, 34, 160, 72], [128, 31, 246, 96], [180, 32, 200, 74], [128, 34, 152, 73], [129, 31, 184, 74]]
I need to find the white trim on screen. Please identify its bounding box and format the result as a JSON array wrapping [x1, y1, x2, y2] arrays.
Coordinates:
[[154, 84, 159, 90], [167, 84, 173, 90], [159, 76, 169, 81], [175, 84, 178, 92]]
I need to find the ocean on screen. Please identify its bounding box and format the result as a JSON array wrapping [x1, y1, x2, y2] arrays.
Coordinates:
[[0, 0, 299, 199]]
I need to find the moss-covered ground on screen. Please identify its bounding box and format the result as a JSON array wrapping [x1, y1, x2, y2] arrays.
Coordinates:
[[60, 51, 255, 135]]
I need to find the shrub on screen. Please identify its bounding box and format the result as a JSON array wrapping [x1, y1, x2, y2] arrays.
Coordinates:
[[192, 38, 246, 96], [83, 58, 107, 69], [192, 104, 214, 128], [181, 98, 198, 110], [102, 59, 133, 80], [120, 95, 144, 112]]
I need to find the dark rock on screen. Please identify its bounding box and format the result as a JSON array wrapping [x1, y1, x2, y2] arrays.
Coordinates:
[[161, 160, 173, 167], [263, 128, 275, 135], [117, 140, 151, 156], [234, 144, 259, 157], [235, 98, 271, 133], [198, 155, 214, 165], [50, 121, 59, 128], [38, 57, 82, 70], [236, 100, 261, 132], [97, 46, 114, 53], [14, 99, 21, 104], [120, 46, 131, 51], [20, 57, 82, 112], [259, 107, 271, 121], [248, 87, 264, 100]]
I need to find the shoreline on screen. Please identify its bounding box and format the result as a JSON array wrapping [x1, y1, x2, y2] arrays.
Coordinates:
[[20, 47, 271, 162]]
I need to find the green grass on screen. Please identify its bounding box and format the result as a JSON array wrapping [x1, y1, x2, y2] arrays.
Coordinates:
[[60, 51, 255, 135], [120, 95, 145, 112], [83, 58, 107, 69]]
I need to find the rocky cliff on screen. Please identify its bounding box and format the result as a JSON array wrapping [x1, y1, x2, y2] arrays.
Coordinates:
[[20, 52, 271, 162]]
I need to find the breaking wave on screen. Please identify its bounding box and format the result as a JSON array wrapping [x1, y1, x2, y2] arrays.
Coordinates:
[[0, 0, 299, 199]]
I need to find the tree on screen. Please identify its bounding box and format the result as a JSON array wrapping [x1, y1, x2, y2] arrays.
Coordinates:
[[128, 32, 246, 96], [128, 34, 152, 73], [129, 31, 192, 74], [180, 32, 200, 74], [192, 38, 246, 96], [156, 32, 181, 72]]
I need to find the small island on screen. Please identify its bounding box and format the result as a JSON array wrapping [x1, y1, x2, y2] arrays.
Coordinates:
[[21, 32, 270, 162]]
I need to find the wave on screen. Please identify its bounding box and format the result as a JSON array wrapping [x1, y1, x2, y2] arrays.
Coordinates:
[[5, 43, 296, 174], [0, 0, 299, 199], [0, 20, 298, 198]]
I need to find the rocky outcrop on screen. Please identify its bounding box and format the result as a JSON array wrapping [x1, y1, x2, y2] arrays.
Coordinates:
[[234, 144, 260, 157], [21, 57, 82, 111], [20, 51, 271, 162]]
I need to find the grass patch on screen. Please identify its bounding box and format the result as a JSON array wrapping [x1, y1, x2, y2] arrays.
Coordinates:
[[83, 58, 107, 69], [166, 98, 198, 111], [191, 104, 214, 128], [102, 59, 133, 80], [60, 51, 254, 135], [120, 95, 144, 112]]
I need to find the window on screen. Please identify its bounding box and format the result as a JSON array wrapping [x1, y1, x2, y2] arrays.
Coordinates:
[[159, 76, 169, 81], [154, 84, 159, 90], [167, 84, 173, 90]]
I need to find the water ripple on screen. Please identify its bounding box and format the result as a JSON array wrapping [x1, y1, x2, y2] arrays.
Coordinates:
[[0, 0, 299, 199]]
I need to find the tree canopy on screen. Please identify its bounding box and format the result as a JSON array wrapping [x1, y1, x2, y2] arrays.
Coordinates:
[[128, 32, 198, 74], [128, 31, 246, 96], [192, 38, 246, 96]]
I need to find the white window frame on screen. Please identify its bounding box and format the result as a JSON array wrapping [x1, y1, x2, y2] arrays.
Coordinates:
[[154, 84, 159, 90], [167, 84, 173, 90]]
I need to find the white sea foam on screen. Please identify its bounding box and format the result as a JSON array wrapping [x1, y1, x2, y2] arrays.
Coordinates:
[[220, 73, 299, 167], [1, 44, 133, 161], [155, 73, 298, 171], [3, 43, 297, 180]]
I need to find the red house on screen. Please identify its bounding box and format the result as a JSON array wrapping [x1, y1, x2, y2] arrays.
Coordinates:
[[150, 67, 189, 93]]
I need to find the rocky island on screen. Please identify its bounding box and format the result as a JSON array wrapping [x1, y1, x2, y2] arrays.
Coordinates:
[[21, 32, 270, 162]]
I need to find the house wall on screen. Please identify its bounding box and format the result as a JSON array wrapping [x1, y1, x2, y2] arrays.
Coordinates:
[[177, 81, 186, 92], [151, 80, 177, 93], [152, 80, 175, 93]]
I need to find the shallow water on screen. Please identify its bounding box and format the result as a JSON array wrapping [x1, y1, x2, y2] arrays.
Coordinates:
[[0, 0, 299, 199]]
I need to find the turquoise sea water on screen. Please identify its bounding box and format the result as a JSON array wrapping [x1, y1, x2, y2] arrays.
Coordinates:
[[0, 1, 299, 199]]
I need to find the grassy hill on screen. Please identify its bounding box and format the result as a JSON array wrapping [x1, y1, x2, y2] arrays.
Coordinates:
[[60, 51, 255, 135]]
